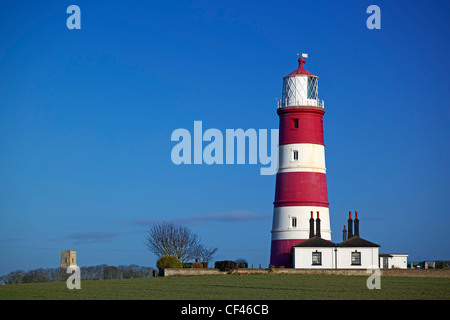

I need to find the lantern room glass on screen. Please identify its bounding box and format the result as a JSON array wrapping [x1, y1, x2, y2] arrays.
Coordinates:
[[307, 76, 318, 100]]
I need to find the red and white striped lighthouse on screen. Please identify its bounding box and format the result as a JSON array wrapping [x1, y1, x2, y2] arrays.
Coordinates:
[[270, 56, 331, 268]]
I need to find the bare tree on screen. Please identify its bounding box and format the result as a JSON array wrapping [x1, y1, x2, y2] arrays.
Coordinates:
[[146, 221, 210, 263], [194, 244, 218, 264]]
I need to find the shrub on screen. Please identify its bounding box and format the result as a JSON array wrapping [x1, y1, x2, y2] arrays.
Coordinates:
[[192, 262, 203, 269], [156, 256, 182, 270], [215, 260, 237, 272]]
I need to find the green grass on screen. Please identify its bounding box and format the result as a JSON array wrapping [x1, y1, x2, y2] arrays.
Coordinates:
[[1, 274, 449, 300]]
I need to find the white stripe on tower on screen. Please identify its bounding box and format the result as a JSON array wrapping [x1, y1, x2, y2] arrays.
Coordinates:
[[277, 143, 326, 174]]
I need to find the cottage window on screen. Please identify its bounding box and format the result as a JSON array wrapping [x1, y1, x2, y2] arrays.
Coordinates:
[[312, 251, 322, 265], [351, 251, 361, 266]]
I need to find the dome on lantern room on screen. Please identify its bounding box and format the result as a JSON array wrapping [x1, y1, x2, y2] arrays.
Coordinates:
[[279, 57, 323, 108]]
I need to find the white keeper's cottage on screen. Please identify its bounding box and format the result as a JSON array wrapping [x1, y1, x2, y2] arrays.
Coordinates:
[[292, 211, 405, 269]]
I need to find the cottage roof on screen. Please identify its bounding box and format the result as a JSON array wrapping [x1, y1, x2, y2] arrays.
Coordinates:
[[337, 236, 380, 248], [292, 236, 336, 248]]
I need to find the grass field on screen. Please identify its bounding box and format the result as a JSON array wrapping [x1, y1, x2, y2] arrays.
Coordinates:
[[1, 274, 449, 300]]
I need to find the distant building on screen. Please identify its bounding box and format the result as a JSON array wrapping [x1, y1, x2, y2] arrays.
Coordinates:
[[408, 261, 435, 269], [379, 253, 408, 269], [60, 250, 77, 269]]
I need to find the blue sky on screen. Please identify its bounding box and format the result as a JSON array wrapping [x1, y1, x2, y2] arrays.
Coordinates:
[[0, 0, 449, 275]]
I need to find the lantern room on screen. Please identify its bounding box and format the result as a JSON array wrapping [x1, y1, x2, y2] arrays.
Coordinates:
[[278, 57, 324, 108]]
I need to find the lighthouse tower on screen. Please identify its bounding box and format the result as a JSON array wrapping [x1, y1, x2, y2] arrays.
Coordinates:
[[270, 56, 331, 268]]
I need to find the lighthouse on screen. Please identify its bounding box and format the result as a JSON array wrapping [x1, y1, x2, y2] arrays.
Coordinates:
[[270, 56, 331, 268]]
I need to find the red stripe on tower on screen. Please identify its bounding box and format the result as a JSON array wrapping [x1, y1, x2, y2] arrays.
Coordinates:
[[270, 56, 331, 268], [278, 107, 325, 146], [274, 172, 329, 207]]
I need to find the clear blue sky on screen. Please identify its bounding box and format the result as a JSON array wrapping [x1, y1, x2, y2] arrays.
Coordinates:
[[0, 0, 449, 275]]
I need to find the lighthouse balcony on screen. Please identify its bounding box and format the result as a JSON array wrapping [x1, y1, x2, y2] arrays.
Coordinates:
[[277, 98, 325, 109]]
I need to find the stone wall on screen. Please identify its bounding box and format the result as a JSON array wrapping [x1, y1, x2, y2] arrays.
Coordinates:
[[161, 268, 450, 278], [380, 268, 450, 278], [161, 268, 227, 277]]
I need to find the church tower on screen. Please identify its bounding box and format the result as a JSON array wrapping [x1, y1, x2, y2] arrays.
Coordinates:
[[60, 250, 77, 269]]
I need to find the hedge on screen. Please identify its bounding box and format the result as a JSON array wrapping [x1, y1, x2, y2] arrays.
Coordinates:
[[215, 260, 237, 272]]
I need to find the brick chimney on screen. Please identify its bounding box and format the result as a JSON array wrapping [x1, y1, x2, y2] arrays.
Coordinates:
[[348, 211, 353, 239], [354, 211, 360, 237], [309, 211, 315, 239], [316, 211, 321, 238]]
